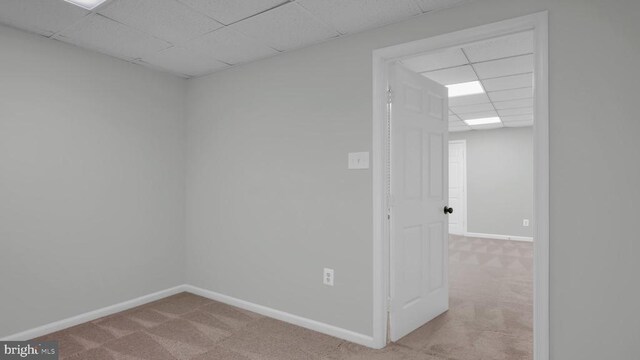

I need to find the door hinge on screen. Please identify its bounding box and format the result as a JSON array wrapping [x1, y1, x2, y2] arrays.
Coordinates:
[[387, 87, 393, 104], [387, 207, 391, 220]]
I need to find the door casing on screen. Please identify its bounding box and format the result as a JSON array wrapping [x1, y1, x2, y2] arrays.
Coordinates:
[[371, 11, 549, 360]]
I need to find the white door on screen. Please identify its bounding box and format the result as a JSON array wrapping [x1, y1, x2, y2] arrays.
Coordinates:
[[448, 140, 466, 235], [389, 63, 449, 341]]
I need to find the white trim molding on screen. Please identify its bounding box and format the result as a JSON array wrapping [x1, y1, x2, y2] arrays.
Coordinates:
[[184, 285, 376, 348], [2, 284, 376, 349], [372, 11, 549, 359], [464, 232, 533, 242], [0, 285, 188, 341]]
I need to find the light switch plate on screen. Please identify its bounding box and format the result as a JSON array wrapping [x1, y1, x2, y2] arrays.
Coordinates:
[[348, 152, 369, 169]]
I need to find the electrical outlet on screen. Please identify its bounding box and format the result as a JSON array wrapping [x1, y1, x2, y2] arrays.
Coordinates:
[[523, 219, 530, 227], [323, 268, 334, 286]]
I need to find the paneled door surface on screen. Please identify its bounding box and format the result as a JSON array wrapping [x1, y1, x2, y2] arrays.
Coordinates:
[[389, 63, 449, 341], [448, 140, 466, 235]]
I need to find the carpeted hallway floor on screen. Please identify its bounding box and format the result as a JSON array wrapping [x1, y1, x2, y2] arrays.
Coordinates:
[[34, 235, 532, 359]]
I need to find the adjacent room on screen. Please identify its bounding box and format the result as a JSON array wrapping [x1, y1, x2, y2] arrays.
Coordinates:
[[389, 31, 535, 359], [1, 1, 639, 360]]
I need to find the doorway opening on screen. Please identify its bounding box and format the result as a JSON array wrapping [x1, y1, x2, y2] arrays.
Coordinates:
[[372, 12, 549, 360]]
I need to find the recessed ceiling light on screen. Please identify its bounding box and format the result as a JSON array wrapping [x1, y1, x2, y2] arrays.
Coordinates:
[[464, 117, 502, 126], [446, 81, 484, 97], [64, 0, 109, 10]]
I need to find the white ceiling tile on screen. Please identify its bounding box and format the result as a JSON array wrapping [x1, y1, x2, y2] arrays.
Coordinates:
[[415, 0, 470, 12], [501, 114, 533, 122], [449, 93, 490, 107], [449, 119, 471, 131], [230, 2, 339, 51], [473, 54, 533, 79], [177, 0, 286, 25], [482, 72, 532, 92], [55, 15, 171, 60], [402, 48, 468, 73], [449, 118, 467, 126], [0, 0, 89, 37], [449, 125, 471, 132], [504, 120, 533, 127], [498, 107, 533, 117], [464, 31, 533, 62], [470, 123, 503, 130], [493, 98, 533, 110], [140, 45, 228, 77], [423, 65, 477, 85], [296, 0, 421, 35], [450, 102, 493, 114], [458, 110, 498, 120], [186, 27, 278, 65], [99, 0, 222, 44], [488, 87, 533, 102]]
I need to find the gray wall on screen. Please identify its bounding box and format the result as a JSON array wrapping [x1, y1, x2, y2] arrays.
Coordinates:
[[450, 127, 533, 237], [0, 25, 187, 338], [186, 0, 640, 359]]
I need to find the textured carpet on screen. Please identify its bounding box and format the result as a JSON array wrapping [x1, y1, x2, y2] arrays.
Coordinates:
[[34, 235, 532, 359]]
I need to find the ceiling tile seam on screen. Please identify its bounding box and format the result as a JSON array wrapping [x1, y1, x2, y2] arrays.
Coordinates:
[[135, 43, 234, 68], [482, 71, 533, 82], [488, 86, 533, 93], [496, 105, 535, 112], [412, 0, 428, 13], [61, 0, 285, 67], [49, 11, 174, 67], [420, 52, 534, 76], [77, 13, 237, 69], [491, 95, 534, 105], [229, 0, 297, 26], [292, 0, 426, 37], [46, 11, 92, 39], [489, 94, 534, 103], [95, 9, 224, 46], [445, 50, 472, 130], [52, 12, 174, 61], [47, 0, 114, 39], [293, 0, 345, 36], [462, 47, 503, 129], [468, 52, 534, 66], [181, 26, 282, 66], [289, 1, 343, 40], [171, 0, 229, 25], [229, 9, 341, 53], [89, 13, 173, 50]]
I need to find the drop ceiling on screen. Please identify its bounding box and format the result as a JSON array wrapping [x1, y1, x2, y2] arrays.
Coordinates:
[[401, 31, 534, 132], [0, 0, 472, 78]]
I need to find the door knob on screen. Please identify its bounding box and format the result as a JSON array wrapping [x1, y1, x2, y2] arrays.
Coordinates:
[[444, 206, 453, 214]]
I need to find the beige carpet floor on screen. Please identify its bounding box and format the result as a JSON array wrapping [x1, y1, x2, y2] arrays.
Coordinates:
[[34, 235, 532, 359]]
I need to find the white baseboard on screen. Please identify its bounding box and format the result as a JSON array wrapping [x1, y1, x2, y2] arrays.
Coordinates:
[[464, 232, 533, 242], [1, 285, 188, 341], [184, 285, 378, 349], [2, 284, 377, 349]]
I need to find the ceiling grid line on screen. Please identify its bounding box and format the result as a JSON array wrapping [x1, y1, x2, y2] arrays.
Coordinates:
[[462, 47, 503, 130], [0, 0, 476, 78], [401, 30, 534, 131]]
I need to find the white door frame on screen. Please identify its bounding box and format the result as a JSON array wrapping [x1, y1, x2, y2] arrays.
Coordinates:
[[448, 139, 467, 235], [371, 11, 549, 360]]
